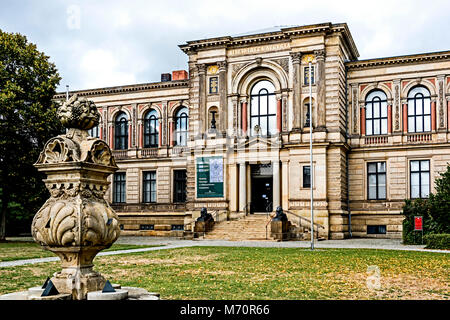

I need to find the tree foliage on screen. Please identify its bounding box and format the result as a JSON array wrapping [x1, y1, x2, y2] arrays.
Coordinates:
[[402, 164, 450, 244], [0, 30, 63, 239]]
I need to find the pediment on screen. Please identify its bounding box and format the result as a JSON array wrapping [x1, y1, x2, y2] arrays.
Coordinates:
[[237, 136, 281, 150]]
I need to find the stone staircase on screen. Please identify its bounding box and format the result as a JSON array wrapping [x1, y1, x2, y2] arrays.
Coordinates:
[[202, 214, 274, 241]]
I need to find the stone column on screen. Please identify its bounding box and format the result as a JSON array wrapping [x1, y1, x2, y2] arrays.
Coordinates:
[[387, 105, 392, 134], [241, 99, 248, 135], [281, 160, 289, 210], [351, 84, 359, 135], [437, 76, 446, 131], [161, 101, 168, 146], [448, 100, 450, 131], [314, 49, 326, 130], [231, 95, 239, 135], [272, 160, 280, 210], [131, 104, 137, 148], [229, 164, 238, 212], [431, 100, 437, 131], [239, 162, 246, 212], [218, 61, 228, 135], [282, 93, 288, 132], [196, 63, 207, 134], [290, 52, 302, 130], [109, 123, 114, 147], [276, 97, 282, 133], [360, 106, 366, 135], [138, 120, 143, 148], [169, 120, 174, 146], [402, 103, 408, 133]]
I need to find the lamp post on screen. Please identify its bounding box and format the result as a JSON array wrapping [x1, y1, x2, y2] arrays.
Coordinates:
[[309, 61, 314, 251]]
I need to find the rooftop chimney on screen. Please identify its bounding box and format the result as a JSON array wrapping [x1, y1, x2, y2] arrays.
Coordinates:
[[172, 70, 188, 81]]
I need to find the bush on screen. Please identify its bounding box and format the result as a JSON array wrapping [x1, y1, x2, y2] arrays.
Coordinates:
[[402, 164, 450, 245], [424, 234, 450, 250]]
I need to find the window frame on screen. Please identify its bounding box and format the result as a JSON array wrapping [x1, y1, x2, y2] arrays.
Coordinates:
[[114, 112, 128, 150], [173, 169, 187, 203], [365, 90, 388, 136], [174, 107, 188, 146], [303, 166, 311, 188], [209, 76, 218, 94], [410, 160, 430, 199], [367, 162, 387, 200], [249, 80, 277, 137], [113, 172, 126, 203], [142, 171, 157, 203], [144, 109, 159, 148], [304, 65, 315, 85], [407, 86, 431, 133]]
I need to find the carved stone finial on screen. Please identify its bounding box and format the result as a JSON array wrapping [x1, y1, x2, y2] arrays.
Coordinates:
[[57, 93, 100, 130]]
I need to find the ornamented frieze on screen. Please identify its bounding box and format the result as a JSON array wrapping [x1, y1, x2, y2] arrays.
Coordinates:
[[394, 82, 400, 131], [271, 57, 289, 74]]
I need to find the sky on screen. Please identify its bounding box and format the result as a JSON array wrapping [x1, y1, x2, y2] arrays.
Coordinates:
[[1, 0, 449, 92]]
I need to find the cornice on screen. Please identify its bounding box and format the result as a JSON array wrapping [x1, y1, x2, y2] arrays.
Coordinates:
[[346, 50, 450, 70], [179, 22, 359, 59], [53, 80, 189, 100]]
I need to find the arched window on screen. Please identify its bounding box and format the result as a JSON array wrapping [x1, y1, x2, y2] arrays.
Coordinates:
[[114, 112, 128, 150], [208, 106, 219, 131], [250, 80, 277, 136], [407, 86, 431, 133], [144, 109, 159, 148], [174, 107, 188, 146], [365, 90, 388, 136]]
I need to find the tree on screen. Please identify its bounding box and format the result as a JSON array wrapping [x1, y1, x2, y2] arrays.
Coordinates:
[[0, 30, 63, 240], [428, 164, 450, 234]]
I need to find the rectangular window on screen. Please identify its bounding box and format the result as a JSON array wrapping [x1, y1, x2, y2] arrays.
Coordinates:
[[171, 224, 184, 231], [410, 160, 430, 199], [143, 171, 157, 203], [303, 166, 311, 188], [367, 225, 387, 234], [367, 162, 386, 200], [173, 170, 187, 203], [209, 76, 218, 94], [304, 66, 315, 85], [113, 173, 126, 203]]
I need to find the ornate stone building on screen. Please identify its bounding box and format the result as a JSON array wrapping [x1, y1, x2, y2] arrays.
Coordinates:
[[55, 22, 450, 239]]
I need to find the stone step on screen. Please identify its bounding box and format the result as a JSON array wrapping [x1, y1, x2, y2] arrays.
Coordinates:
[[201, 215, 275, 240]]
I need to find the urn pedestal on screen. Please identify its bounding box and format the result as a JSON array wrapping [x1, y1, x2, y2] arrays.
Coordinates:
[[31, 95, 121, 300]]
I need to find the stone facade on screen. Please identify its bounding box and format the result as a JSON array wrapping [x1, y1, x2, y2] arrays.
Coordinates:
[[54, 22, 450, 240]]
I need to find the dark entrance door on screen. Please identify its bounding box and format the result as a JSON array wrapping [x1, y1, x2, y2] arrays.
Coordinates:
[[250, 164, 273, 213]]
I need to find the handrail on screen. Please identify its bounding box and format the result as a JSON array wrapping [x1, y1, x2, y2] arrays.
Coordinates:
[[243, 202, 252, 216], [265, 214, 274, 240], [284, 209, 325, 229], [265, 201, 273, 218]]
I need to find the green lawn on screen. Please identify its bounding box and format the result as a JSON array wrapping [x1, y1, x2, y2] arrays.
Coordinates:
[[0, 241, 157, 262], [0, 246, 448, 299]]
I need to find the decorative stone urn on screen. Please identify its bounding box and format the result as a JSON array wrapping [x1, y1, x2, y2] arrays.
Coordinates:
[[31, 94, 120, 300]]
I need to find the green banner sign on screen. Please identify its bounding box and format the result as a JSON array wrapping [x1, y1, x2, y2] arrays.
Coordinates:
[[196, 156, 224, 198]]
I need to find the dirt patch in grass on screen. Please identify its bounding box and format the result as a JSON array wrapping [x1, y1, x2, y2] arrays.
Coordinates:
[[104, 253, 219, 267], [331, 271, 449, 300]]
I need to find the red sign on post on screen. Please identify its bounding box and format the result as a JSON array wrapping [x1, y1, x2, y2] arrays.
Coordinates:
[[414, 216, 423, 231]]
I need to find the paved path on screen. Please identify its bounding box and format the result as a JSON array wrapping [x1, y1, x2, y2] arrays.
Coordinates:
[[1, 237, 447, 268]]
